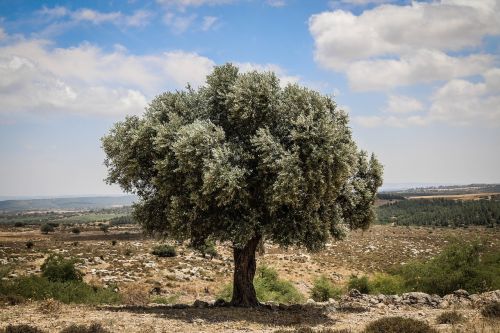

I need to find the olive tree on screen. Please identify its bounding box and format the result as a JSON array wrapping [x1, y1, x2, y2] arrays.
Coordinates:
[[102, 64, 383, 307]]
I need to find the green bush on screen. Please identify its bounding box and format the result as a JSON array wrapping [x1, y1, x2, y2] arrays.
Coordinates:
[[218, 265, 304, 304], [26, 240, 34, 249], [368, 273, 406, 295], [394, 242, 500, 295], [274, 328, 351, 333], [71, 227, 81, 234], [0, 324, 45, 333], [41, 254, 82, 282], [40, 223, 55, 234], [0, 275, 120, 304], [194, 240, 218, 259], [348, 275, 370, 294], [152, 244, 176, 257], [436, 311, 464, 324], [481, 301, 500, 319], [310, 275, 342, 301], [13, 222, 25, 228], [60, 323, 110, 333], [364, 317, 437, 333], [99, 224, 109, 233]]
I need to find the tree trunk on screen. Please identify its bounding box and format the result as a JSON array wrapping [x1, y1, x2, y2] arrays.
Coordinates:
[[231, 234, 261, 307]]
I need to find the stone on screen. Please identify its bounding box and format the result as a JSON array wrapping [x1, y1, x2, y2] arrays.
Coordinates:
[[454, 289, 469, 297]]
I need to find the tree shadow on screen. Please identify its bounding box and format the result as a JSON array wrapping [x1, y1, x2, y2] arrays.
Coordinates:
[[101, 304, 335, 326]]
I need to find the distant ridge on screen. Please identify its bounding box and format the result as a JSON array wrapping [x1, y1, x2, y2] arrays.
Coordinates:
[[0, 195, 137, 212]]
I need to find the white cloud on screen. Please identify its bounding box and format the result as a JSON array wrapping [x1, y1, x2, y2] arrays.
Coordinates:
[[310, 1, 500, 89], [156, 0, 234, 8], [428, 69, 500, 126], [0, 39, 215, 117], [201, 16, 218, 31], [163, 13, 197, 33], [347, 50, 494, 91], [38, 6, 154, 27], [236, 62, 300, 86], [384, 95, 424, 114], [0, 27, 6, 40], [267, 0, 286, 7]]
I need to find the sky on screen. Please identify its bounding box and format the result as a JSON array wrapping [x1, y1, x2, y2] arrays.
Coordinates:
[[0, 0, 499, 197]]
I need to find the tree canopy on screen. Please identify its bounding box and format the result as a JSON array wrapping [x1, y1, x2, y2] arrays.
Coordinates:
[[102, 63, 383, 306]]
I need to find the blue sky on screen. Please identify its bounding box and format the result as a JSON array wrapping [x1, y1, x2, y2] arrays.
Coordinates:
[[0, 0, 499, 196]]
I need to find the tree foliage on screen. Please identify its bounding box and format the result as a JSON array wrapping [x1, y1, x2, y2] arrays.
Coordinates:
[[102, 64, 382, 305], [103, 64, 382, 249]]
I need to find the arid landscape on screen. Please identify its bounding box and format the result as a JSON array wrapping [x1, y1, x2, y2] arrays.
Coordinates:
[[1, 220, 499, 332]]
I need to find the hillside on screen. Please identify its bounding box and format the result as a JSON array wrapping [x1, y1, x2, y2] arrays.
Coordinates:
[[0, 196, 137, 212]]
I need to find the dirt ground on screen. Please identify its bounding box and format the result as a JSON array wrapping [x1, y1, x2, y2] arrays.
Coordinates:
[[0, 224, 499, 332]]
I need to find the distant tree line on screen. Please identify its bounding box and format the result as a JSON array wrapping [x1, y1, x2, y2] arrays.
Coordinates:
[[377, 193, 406, 200], [377, 198, 500, 227]]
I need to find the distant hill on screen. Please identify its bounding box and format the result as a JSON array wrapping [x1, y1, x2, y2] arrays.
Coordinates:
[[0, 196, 137, 212], [380, 183, 500, 197]]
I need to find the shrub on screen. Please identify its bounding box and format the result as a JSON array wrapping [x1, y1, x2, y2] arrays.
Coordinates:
[[368, 273, 406, 295], [152, 244, 176, 258], [481, 301, 500, 319], [99, 224, 109, 233], [26, 240, 34, 249], [394, 242, 500, 295], [0, 275, 121, 304], [71, 227, 81, 234], [218, 265, 304, 304], [111, 240, 117, 246], [274, 328, 351, 333], [310, 275, 342, 302], [436, 311, 464, 324], [60, 323, 110, 333], [13, 222, 25, 228], [195, 240, 218, 259], [348, 275, 370, 294], [109, 215, 135, 226], [41, 254, 82, 282], [40, 223, 55, 234], [0, 324, 45, 333], [364, 317, 438, 333]]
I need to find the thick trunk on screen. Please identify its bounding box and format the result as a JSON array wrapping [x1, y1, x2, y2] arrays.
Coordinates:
[[230, 234, 261, 307]]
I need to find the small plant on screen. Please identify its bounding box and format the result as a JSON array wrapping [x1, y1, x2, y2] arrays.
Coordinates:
[[13, 222, 25, 228], [60, 323, 110, 333], [40, 223, 55, 234], [436, 311, 464, 324], [71, 227, 81, 234], [0, 324, 45, 333], [26, 240, 34, 249], [41, 254, 82, 282], [310, 275, 342, 302], [111, 240, 117, 246], [152, 244, 177, 258], [348, 275, 370, 294], [364, 317, 438, 333], [368, 273, 406, 295], [99, 224, 109, 233], [481, 301, 500, 319]]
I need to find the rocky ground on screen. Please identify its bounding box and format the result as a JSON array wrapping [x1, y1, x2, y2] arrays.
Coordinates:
[[0, 224, 499, 332]]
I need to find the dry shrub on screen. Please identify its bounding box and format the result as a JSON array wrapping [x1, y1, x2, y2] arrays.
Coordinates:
[[436, 311, 465, 324], [37, 298, 62, 315], [364, 317, 437, 333], [1, 324, 45, 333], [60, 323, 110, 333], [121, 283, 150, 306], [481, 301, 500, 319]]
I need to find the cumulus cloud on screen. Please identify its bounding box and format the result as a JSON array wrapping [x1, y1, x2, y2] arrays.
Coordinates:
[[309, 0, 500, 89], [236, 62, 300, 86], [347, 50, 494, 91], [0, 39, 215, 116], [311, 0, 500, 127], [384, 95, 424, 114], [38, 6, 154, 27]]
